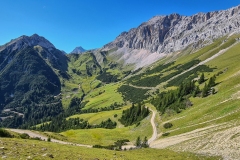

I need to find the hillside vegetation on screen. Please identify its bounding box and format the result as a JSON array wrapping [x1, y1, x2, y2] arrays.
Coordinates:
[[0, 137, 219, 160], [1, 30, 240, 159]]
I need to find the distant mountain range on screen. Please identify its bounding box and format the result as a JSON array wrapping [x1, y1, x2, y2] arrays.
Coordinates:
[[71, 46, 86, 54]]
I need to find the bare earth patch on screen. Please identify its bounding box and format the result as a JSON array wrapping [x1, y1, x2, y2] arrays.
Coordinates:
[[150, 121, 240, 160]]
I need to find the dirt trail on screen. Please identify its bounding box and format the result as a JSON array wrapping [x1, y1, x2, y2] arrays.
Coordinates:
[[122, 107, 158, 149], [169, 124, 240, 160], [150, 123, 226, 148], [128, 41, 238, 90], [7, 129, 92, 148], [150, 121, 240, 160], [148, 108, 158, 145], [8, 107, 158, 150], [124, 84, 155, 90], [166, 42, 238, 84]]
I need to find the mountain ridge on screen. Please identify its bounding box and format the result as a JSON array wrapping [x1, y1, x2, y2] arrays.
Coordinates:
[[0, 34, 69, 127], [0, 34, 55, 53], [102, 5, 240, 69]]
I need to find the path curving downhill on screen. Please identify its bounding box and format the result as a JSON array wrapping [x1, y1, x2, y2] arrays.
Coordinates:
[[8, 108, 159, 149], [7, 129, 92, 148], [148, 108, 158, 145], [122, 107, 158, 149]]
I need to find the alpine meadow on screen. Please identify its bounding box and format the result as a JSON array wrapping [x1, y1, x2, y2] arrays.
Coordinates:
[[1, 2, 240, 160]]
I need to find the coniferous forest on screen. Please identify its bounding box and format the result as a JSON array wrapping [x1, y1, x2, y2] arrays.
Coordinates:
[[119, 103, 150, 126]]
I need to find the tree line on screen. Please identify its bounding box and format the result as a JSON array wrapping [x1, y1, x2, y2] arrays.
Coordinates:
[[119, 103, 150, 126], [30, 95, 117, 132], [34, 116, 117, 132], [152, 73, 216, 114]]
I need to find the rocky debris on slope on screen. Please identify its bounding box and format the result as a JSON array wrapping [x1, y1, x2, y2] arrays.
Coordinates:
[[169, 124, 240, 160], [104, 5, 240, 54]]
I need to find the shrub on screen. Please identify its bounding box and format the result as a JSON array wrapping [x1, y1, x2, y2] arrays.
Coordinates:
[[136, 122, 140, 127], [162, 132, 170, 136], [31, 137, 42, 141], [118, 85, 149, 103], [163, 122, 173, 129], [20, 133, 30, 139], [0, 128, 12, 138]]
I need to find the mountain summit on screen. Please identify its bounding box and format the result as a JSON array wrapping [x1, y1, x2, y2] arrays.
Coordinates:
[[0, 34, 69, 127], [102, 5, 240, 69], [71, 46, 86, 54], [0, 34, 55, 53]]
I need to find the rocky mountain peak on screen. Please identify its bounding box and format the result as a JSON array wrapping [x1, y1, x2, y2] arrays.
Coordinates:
[[71, 46, 86, 54], [103, 5, 240, 55], [0, 34, 55, 52]]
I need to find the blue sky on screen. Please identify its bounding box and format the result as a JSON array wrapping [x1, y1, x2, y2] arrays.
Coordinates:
[[0, 0, 239, 53]]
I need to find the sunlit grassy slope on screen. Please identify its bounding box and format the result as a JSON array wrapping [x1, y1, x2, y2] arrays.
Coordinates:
[[62, 35, 240, 145], [61, 53, 100, 108], [68, 105, 130, 125], [61, 51, 129, 109], [0, 138, 219, 160], [83, 83, 125, 110], [157, 36, 240, 137], [62, 111, 153, 145], [33, 34, 239, 160]]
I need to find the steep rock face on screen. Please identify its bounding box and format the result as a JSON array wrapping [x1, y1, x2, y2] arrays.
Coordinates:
[[103, 5, 240, 68]]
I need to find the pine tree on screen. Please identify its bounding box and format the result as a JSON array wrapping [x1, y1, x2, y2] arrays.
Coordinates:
[[135, 136, 141, 147], [208, 75, 216, 88], [198, 73, 205, 84], [211, 88, 215, 94], [141, 136, 149, 148], [193, 85, 200, 97], [202, 83, 208, 97]]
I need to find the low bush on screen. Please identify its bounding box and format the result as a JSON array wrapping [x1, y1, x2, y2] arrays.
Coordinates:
[[162, 132, 170, 136], [20, 133, 30, 139], [0, 128, 12, 138], [163, 122, 173, 129]]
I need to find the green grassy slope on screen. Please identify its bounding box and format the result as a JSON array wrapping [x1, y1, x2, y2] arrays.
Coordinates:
[[121, 35, 235, 141], [83, 83, 125, 110], [159, 39, 240, 137], [0, 138, 219, 160], [7, 34, 238, 160], [61, 111, 153, 145], [68, 105, 130, 125], [61, 35, 240, 149]]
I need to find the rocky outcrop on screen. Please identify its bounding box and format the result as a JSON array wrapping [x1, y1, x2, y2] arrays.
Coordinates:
[[103, 5, 240, 67]]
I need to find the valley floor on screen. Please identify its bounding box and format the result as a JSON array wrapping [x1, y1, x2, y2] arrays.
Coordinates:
[[7, 105, 234, 159]]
